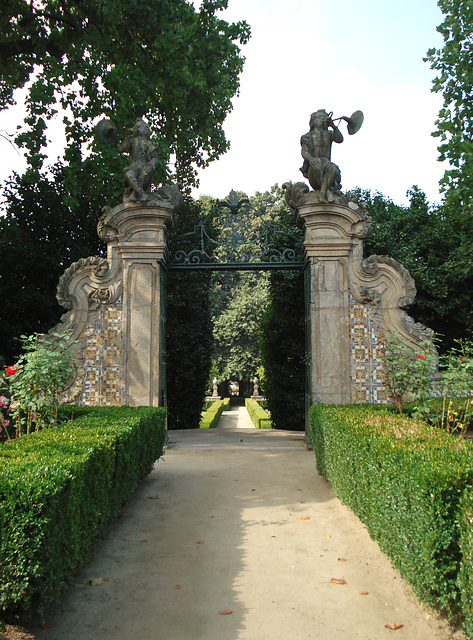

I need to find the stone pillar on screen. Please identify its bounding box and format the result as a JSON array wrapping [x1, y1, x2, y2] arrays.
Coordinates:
[[106, 204, 172, 406], [54, 200, 176, 406], [288, 186, 433, 407], [297, 199, 368, 404]]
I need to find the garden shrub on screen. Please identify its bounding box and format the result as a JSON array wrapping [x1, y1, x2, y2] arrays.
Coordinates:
[[0, 405, 166, 622], [459, 487, 473, 638], [309, 403, 473, 622], [245, 398, 271, 428], [200, 398, 230, 429]]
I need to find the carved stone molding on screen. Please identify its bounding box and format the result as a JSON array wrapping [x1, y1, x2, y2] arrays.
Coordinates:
[[97, 201, 174, 252], [296, 198, 373, 258], [350, 253, 433, 351]]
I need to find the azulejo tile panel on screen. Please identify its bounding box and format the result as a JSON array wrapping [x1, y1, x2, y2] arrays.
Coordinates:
[[81, 298, 123, 405], [349, 295, 387, 404]]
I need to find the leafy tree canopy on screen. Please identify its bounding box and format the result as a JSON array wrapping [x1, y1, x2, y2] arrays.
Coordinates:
[[0, 167, 105, 364], [425, 1, 473, 283], [426, 0, 473, 209], [1, 0, 250, 188], [204, 186, 302, 385], [211, 270, 269, 381], [166, 197, 213, 429]]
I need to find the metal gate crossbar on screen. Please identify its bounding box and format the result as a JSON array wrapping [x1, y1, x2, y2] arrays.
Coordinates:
[[167, 190, 304, 270]]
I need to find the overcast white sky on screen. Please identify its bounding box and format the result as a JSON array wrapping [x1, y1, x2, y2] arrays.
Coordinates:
[[0, 0, 447, 206], [193, 0, 447, 205]]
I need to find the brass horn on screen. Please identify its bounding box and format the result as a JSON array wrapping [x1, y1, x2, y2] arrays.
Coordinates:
[[331, 110, 364, 135]]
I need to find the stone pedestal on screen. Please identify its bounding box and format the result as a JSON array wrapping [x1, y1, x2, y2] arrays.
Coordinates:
[[54, 201, 175, 406]]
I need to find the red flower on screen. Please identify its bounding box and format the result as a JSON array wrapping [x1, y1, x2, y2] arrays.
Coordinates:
[[416, 354, 425, 359], [5, 366, 19, 376]]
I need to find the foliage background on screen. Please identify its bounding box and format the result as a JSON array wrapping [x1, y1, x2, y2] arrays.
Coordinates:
[[166, 198, 213, 429]]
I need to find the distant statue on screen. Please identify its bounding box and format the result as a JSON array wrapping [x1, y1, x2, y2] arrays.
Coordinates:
[[120, 118, 159, 203], [300, 109, 344, 200], [252, 376, 261, 398]]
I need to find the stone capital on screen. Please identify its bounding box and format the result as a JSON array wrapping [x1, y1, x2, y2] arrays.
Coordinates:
[[98, 201, 174, 263], [296, 200, 371, 260]]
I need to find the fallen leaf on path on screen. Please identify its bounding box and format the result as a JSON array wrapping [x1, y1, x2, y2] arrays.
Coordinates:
[[195, 540, 205, 544], [338, 557, 347, 562], [385, 623, 404, 630], [330, 578, 347, 585], [325, 534, 331, 538], [251, 489, 256, 491], [359, 591, 369, 596], [298, 516, 310, 520], [174, 584, 182, 589], [88, 578, 104, 586], [105, 578, 113, 582], [148, 495, 160, 499], [211, 514, 219, 518], [219, 609, 233, 615], [140, 539, 148, 543], [39, 623, 55, 629]]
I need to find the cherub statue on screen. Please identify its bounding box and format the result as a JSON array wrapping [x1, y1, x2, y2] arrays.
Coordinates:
[[119, 118, 159, 203], [300, 109, 343, 200]]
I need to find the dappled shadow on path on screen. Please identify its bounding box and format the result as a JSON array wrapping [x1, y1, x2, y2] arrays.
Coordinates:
[[29, 427, 326, 640]]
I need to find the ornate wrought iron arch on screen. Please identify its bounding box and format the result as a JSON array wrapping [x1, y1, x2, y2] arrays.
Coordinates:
[[167, 190, 304, 271]]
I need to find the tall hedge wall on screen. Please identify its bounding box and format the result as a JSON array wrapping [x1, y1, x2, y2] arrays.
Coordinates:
[[0, 406, 166, 622], [309, 403, 473, 628]]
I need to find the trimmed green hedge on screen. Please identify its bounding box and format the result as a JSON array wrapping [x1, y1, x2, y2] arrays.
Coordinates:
[[245, 398, 271, 428], [0, 405, 166, 622], [460, 487, 473, 637], [200, 398, 230, 429], [309, 403, 473, 624]]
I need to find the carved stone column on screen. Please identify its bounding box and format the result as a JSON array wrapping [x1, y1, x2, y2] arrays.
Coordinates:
[[102, 203, 172, 406], [297, 197, 370, 404], [55, 200, 176, 407]]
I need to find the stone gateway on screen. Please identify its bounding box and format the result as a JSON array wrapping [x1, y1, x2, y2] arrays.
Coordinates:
[[50, 110, 432, 421]]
